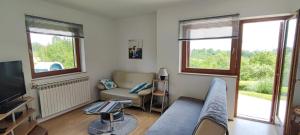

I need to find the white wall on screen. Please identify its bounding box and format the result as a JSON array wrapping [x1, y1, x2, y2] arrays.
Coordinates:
[[293, 51, 300, 106], [156, 0, 299, 119], [116, 13, 157, 73], [0, 0, 117, 117], [293, 82, 300, 105]]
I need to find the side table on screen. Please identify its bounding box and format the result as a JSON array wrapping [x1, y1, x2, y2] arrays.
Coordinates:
[[150, 79, 169, 114]]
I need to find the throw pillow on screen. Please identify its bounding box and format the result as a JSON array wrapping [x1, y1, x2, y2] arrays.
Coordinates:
[[129, 82, 147, 94], [143, 83, 153, 89], [100, 79, 117, 90], [135, 83, 153, 93]]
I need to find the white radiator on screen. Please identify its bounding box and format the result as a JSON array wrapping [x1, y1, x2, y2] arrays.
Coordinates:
[[33, 77, 91, 118]]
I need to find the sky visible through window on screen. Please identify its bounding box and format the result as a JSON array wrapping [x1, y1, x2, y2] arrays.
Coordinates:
[[30, 33, 54, 46], [286, 19, 297, 48], [190, 21, 282, 51], [30, 33, 76, 72]]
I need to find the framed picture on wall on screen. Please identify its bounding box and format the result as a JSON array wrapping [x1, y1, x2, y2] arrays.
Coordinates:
[[128, 39, 143, 59]]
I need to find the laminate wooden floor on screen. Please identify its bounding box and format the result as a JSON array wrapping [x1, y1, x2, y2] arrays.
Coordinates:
[[40, 107, 278, 135], [40, 108, 159, 135]]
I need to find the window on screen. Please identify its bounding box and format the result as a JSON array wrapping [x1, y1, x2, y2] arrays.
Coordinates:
[[180, 14, 239, 75], [25, 15, 84, 78]]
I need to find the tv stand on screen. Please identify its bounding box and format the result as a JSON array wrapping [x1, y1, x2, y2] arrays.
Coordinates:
[[0, 97, 37, 135], [0, 99, 26, 114]]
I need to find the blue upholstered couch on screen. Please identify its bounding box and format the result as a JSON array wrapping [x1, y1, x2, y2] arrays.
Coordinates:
[[146, 78, 228, 135]]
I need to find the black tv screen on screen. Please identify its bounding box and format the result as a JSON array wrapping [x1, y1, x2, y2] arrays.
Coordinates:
[[0, 61, 26, 104]]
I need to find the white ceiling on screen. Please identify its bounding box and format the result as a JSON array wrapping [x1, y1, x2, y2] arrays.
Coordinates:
[[44, 0, 196, 19]]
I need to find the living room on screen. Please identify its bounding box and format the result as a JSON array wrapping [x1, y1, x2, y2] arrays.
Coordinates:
[[0, 0, 299, 135]]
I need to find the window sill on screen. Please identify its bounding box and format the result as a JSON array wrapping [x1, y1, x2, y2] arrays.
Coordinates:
[[178, 72, 238, 78], [32, 71, 87, 82]]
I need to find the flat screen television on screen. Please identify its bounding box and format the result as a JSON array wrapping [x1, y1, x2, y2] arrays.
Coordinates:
[[0, 61, 26, 105]]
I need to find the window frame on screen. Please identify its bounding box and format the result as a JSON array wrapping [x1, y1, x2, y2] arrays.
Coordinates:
[[181, 38, 239, 75], [27, 33, 82, 79]]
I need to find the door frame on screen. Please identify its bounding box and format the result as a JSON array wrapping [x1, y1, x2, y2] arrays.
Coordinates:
[[234, 16, 291, 123], [283, 11, 300, 135]]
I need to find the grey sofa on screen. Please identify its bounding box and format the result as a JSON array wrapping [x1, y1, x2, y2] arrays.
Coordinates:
[[97, 71, 155, 110], [146, 78, 228, 135]]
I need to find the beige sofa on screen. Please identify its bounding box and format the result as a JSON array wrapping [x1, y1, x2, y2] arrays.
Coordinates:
[[97, 71, 155, 110]]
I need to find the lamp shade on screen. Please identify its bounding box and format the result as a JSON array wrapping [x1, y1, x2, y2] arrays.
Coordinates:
[[159, 68, 168, 76]]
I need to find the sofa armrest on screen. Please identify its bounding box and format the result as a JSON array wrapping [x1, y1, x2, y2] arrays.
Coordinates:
[[97, 83, 106, 91], [138, 88, 152, 96], [194, 119, 226, 135]]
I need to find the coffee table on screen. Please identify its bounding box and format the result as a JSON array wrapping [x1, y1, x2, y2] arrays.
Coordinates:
[[84, 100, 132, 133]]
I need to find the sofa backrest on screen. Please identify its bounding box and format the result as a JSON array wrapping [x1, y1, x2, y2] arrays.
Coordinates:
[[193, 78, 228, 135], [112, 71, 155, 89]]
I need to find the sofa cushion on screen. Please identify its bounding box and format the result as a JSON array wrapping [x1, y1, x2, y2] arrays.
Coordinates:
[[146, 97, 204, 135], [100, 88, 141, 105], [113, 71, 155, 89], [129, 82, 147, 93], [137, 88, 151, 96], [101, 88, 139, 99]]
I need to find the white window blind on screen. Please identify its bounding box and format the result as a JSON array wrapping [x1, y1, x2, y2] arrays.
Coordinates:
[[179, 14, 239, 41], [25, 15, 84, 38]]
